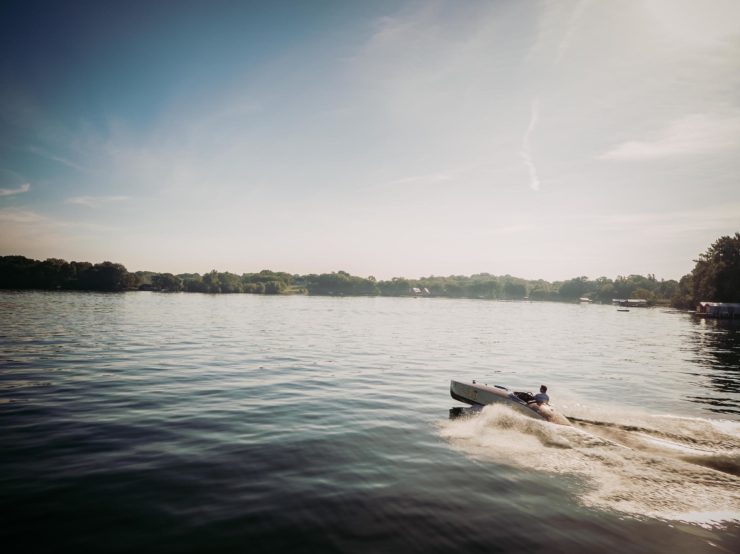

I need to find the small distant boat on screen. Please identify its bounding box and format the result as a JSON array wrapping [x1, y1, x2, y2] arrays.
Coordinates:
[[579, 297, 592, 303], [450, 380, 570, 426], [617, 308, 630, 312]]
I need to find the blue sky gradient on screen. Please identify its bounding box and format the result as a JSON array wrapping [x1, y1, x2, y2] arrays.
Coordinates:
[[2, 0, 739, 279]]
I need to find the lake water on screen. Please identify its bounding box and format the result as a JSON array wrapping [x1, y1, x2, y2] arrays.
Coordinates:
[[1, 291, 738, 553]]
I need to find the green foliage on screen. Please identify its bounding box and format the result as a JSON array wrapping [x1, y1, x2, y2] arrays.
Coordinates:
[[202, 270, 222, 293], [468, 276, 500, 299], [672, 274, 694, 309], [672, 233, 740, 308], [241, 270, 293, 294], [82, 261, 135, 291], [558, 276, 589, 299], [377, 277, 410, 296], [0, 256, 133, 291], [263, 281, 286, 294], [594, 278, 616, 303], [181, 274, 207, 292], [502, 280, 527, 299], [631, 287, 656, 302], [10, 243, 727, 307], [151, 273, 182, 292], [218, 272, 242, 293], [307, 271, 379, 296]]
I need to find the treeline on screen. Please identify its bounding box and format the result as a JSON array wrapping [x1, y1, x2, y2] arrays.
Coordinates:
[[1, 233, 737, 306], [672, 233, 740, 309], [0, 255, 678, 303], [137, 269, 293, 294], [0, 256, 134, 291], [298, 272, 678, 303]]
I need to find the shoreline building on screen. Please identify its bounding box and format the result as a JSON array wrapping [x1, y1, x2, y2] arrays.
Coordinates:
[[695, 302, 740, 320]]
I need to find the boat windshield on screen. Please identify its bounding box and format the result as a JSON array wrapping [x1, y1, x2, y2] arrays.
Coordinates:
[[513, 391, 534, 402]]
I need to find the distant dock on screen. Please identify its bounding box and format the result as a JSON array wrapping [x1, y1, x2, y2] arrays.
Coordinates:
[[612, 298, 649, 308], [694, 302, 740, 320]]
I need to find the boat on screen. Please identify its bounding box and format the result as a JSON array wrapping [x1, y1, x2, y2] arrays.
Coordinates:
[[450, 380, 571, 426]]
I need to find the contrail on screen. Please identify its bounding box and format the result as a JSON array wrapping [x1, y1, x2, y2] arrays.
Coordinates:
[[555, 0, 591, 65]]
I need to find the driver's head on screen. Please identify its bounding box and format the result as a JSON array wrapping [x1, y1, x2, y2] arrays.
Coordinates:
[[540, 385, 547, 393]]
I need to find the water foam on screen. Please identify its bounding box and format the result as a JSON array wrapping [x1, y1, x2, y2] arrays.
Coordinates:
[[438, 405, 740, 528]]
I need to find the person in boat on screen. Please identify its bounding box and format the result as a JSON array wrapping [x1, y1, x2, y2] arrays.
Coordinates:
[[532, 385, 549, 405], [514, 385, 549, 404]]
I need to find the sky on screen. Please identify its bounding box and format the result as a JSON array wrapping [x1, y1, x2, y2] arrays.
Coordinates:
[[1, 0, 739, 281]]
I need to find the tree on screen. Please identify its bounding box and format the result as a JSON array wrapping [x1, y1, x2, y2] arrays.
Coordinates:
[[595, 282, 616, 303], [78, 261, 133, 291], [263, 280, 286, 294], [558, 277, 588, 299], [676, 233, 740, 307], [202, 270, 221, 293], [469, 276, 500, 299], [152, 273, 183, 292], [181, 274, 207, 292], [503, 280, 526, 299], [218, 272, 242, 293], [529, 284, 555, 301], [672, 274, 694, 309], [631, 287, 656, 304]]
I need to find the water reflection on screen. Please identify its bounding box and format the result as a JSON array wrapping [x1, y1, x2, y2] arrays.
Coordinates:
[[687, 318, 740, 414]]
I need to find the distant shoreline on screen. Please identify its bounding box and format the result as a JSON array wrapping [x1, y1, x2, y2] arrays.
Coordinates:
[[0, 255, 677, 306], [6, 232, 738, 309], [0, 287, 677, 308]]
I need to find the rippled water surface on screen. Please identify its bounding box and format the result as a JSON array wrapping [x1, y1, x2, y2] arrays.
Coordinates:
[[1, 291, 739, 553]]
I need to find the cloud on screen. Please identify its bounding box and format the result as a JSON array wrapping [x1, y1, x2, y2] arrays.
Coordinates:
[[579, 203, 740, 236], [527, 0, 592, 66], [0, 183, 31, 196], [645, 0, 740, 48], [555, 0, 592, 64], [0, 208, 58, 256], [521, 99, 541, 191], [29, 146, 91, 173], [599, 113, 740, 160], [0, 207, 45, 224], [371, 172, 453, 190], [66, 195, 129, 208], [0, 207, 119, 260]]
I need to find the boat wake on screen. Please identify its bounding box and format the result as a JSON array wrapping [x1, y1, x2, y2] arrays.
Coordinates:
[[438, 404, 740, 528]]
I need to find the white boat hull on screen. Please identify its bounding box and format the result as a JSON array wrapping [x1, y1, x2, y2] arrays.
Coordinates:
[[450, 380, 570, 426]]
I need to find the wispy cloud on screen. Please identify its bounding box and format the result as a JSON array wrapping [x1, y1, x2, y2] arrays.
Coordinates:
[[645, 0, 740, 48], [29, 146, 91, 173], [0, 207, 119, 260], [0, 206, 45, 224], [0, 182, 31, 197], [527, 0, 592, 66], [521, 99, 541, 191], [599, 113, 740, 161], [66, 195, 129, 208], [555, 0, 591, 64], [372, 172, 453, 190], [578, 203, 740, 235]]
